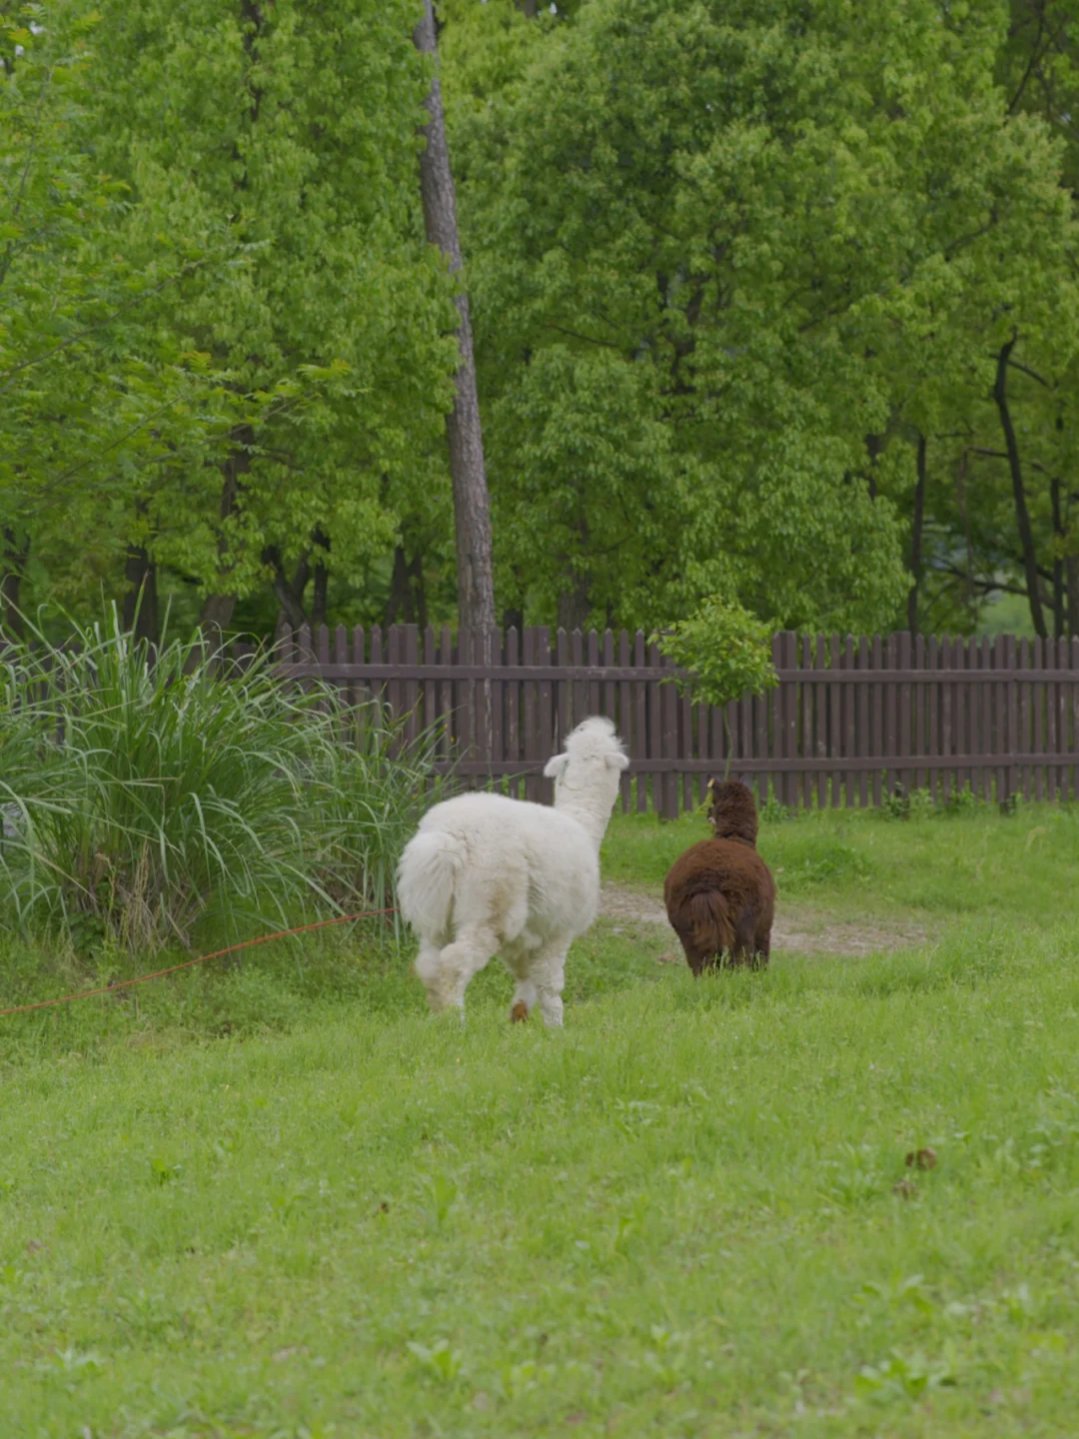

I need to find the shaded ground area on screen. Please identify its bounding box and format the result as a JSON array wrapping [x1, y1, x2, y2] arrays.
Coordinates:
[[600, 883, 928, 959]]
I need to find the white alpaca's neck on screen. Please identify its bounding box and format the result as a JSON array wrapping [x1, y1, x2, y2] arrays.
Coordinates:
[[553, 792, 611, 850]]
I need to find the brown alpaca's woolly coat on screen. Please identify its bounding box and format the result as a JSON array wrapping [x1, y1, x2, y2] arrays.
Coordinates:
[[663, 779, 775, 973]]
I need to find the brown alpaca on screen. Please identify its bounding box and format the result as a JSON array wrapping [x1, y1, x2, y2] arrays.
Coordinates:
[[664, 778, 775, 973]]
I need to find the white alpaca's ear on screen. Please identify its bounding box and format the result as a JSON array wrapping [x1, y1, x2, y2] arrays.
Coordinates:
[[605, 751, 630, 771], [544, 753, 569, 780]]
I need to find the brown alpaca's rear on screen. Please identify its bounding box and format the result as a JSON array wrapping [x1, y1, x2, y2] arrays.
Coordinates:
[[664, 778, 775, 974]]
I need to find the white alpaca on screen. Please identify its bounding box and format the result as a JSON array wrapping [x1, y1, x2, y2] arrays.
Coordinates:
[[396, 716, 629, 1026]]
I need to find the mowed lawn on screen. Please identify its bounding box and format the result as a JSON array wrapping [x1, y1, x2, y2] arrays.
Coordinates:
[[2, 805, 1079, 1437]]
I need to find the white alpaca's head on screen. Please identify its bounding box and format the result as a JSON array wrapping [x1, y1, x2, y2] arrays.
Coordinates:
[[543, 716, 629, 844]]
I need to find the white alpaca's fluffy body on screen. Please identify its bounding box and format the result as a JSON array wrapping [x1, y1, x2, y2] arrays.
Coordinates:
[[397, 716, 628, 1026]]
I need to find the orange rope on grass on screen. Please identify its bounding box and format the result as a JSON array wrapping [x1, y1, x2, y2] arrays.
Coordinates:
[[0, 908, 397, 1019]]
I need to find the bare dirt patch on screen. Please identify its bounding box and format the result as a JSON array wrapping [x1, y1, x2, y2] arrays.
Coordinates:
[[600, 883, 928, 960]]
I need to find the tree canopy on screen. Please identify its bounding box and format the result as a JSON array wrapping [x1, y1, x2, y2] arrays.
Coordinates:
[[3, 0, 1079, 641]]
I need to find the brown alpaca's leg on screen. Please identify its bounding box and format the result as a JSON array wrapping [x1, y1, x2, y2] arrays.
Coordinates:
[[677, 934, 709, 977], [733, 908, 761, 968], [753, 920, 772, 968]]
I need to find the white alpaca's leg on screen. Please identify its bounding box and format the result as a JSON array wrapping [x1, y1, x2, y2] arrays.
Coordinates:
[[413, 940, 442, 988], [426, 927, 497, 1015], [533, 948, 568, 1029], [509, 978, 538, 1023], [502, 932, 541, 1023]]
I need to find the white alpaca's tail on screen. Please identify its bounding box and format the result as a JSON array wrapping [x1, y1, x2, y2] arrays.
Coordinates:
[[396, 828, 464, 940]]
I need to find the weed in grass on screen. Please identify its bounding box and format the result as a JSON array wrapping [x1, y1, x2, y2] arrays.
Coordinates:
[[406, 1337, 466, 1384], [759, 793, 792, 823], [855, 1348, 958, 1402], [418, 1171, 460, 1228]]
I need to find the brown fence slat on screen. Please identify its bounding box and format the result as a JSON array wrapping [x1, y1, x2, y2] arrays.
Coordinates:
[[943, 636, 961, 805], [521, 628, 538, 802], [572, 628, 588, 730], [870, 634, 884, 805], [657, 639, 680, 819], [897, 631, 912, 796], [421, 625, 437, 763], [961, 634, 974, 801], [634, 630, 649, 813], [841, 635, 855, 806], [995, 636, 1012, 805], [826, 635, 841, 807], [883, 633, 898, 800], [778, 633, 798, 808], [504, 627, 520, 798], [486, 628, 502, 787], [588, 629, 602, 725], [1043, 636, 1056, 802], [386, 626, 401, 727], [536, 628, 553, 795], [555, 628, 571, 746], [799, 634, 812, 810], [1062, 634, 1074, 801], [817, 633, 834, 805], [1018, 636, 1031, 801], [973, 636, 988, 802], [616, 629, 631, 812], [400, 625, 418, 747], [912, 632, 925, 793], [681, 677, 695, 815]]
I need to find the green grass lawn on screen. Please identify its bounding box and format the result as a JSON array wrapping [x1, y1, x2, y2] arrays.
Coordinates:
[[2, 805, 1079, 1437]]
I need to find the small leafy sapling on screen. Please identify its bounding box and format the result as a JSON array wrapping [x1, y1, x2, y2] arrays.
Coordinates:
[[653, 597, 778, 778]]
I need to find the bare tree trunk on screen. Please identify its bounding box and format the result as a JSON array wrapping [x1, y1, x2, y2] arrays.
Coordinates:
[[556, 584, 591, 631], [993, 337, 1047, 639], [122, 544, 159, 645], [865, 432, 884, 500], [413, 0, 496, 638], [1068, 554, 1079, 637], [197, 428, 253, 641], [262, 545, 310, 630], [311, 528, 330, 628], [1, 527, 27, 638], [907, 432, 927, 635], [1051, 476, 1066, 637]]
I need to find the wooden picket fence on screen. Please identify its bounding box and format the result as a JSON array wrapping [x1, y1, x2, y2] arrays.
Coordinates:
[[274, 624, 1079, 817]]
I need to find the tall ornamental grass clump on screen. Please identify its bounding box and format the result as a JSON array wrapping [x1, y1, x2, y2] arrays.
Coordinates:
[[0, 612, 441, 955]]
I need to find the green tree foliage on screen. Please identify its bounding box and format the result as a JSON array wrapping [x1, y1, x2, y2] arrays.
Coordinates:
[[2, 0, 462, 636], [0, 3, 238, 631], [446, 0, 1079, 635], [6, 0, 1079, 640], [89, 0, 465, 633]]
